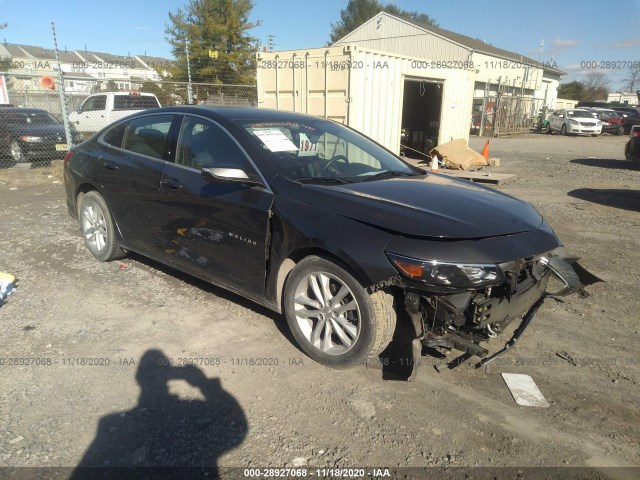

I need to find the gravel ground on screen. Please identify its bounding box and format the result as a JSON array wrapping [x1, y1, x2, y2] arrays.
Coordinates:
[[0, 134, 638, 478]]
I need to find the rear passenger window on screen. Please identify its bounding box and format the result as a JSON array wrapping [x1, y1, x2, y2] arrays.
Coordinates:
[[113, 95, 160, 110], [121, 115, 173, 160], [102, 122, 126, 147]]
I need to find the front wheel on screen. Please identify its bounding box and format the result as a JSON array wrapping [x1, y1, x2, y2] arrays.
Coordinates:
[[283, 256, 396, 368], [10, 140, 25, 162], [561, 124, 568, 136], [79, 191, 126, 262]]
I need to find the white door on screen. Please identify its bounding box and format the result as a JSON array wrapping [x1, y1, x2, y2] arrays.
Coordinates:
[[70, 95, 108, 133]]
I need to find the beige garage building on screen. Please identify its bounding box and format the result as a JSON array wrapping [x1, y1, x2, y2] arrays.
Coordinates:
[[256, 12, 563, 156]]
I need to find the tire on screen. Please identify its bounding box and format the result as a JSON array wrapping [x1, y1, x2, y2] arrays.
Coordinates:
[[79, 191, 126, 262], [561, 124, 567, 136], [615, 127, 623, 136], [283, 256, 396, 369], [10, 140, 25, 162], [545, 123, 551, 135]]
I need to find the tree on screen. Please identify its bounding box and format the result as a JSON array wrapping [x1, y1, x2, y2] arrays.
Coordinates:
[[558, 81, 585, 101], [583, 72, 609, 101], [557, 74, 610, 102], [382, 4, 438, 29], [165, 0, 259, 85], [329, 0, 438, 44], [623, 66, 640, 92], [0, 56, 11, 71]]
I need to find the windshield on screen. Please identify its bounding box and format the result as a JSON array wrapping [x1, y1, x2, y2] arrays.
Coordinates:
[[567, 110, 596, 118], [0, 110, 60, 125], [233, 117, 417, 182]]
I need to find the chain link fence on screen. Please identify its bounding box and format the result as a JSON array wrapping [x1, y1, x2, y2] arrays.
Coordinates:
[[473, 93, 545, 138], [0, 71, 257, 168]]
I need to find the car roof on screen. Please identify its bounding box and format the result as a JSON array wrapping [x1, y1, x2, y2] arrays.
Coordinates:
[[146, 105, 331, 123], [0, 107, 49, 114]]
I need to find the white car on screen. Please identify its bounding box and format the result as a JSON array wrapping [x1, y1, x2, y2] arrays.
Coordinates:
[[68, 92, 161, 136], [546, 109, 602, 136]]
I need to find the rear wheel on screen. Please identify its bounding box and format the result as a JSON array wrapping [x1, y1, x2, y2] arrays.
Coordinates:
[[79, 191, 126, 262], [283, 256, 396, 368]]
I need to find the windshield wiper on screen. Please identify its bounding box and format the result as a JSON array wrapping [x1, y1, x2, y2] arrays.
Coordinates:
[[360, 170, 413, 182], [295, 176, 351, 184]]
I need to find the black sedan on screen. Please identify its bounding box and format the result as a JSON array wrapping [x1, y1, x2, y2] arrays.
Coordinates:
[[63, 106, 590, 375], [0, 107, 81, 165], [626, 126, 640, 161]]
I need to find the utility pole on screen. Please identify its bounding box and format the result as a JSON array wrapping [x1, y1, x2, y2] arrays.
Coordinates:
[[51, 21, 73, 148], [185, 39, 194, 104]]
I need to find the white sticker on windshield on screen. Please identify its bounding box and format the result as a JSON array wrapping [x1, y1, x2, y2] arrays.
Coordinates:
[[298, 133, 319, 157], [253, 128, 298, 152]]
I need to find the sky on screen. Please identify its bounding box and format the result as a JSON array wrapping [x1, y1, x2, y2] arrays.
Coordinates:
[[1, 0, 639, 89]]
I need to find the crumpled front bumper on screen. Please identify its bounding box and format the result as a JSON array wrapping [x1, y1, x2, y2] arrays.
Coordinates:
[[403, 247, 601, 381]]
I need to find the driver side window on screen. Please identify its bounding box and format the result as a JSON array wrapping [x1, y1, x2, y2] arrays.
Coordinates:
[[81, 95, 106, 112], [176, 116, 253, 173]]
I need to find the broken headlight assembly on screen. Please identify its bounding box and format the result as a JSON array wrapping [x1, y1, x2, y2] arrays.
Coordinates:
[[386, 253, 506, 289]]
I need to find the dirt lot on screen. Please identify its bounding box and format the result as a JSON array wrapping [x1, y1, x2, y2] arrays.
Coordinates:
[[0, 134, 639, 478]]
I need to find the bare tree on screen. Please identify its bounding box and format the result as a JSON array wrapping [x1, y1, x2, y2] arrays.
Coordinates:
[[582, 72, 610, 101], [623, 66, 640, 92]]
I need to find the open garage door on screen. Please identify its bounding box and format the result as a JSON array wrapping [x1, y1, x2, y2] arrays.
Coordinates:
[[401, 78, 443, 160]]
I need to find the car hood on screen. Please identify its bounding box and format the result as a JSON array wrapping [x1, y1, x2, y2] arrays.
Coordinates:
[[301, 174, 545, 239], [569, 117, 599, 124], [6, 123, 67, 137]]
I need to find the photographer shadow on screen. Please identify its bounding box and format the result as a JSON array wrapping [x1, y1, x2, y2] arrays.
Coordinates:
[[69, 349, 247, 479]]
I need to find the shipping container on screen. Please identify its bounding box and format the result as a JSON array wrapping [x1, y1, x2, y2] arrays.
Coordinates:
[[256, 45, 475, 158]]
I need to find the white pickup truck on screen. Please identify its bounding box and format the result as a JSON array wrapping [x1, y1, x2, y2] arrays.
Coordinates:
[[69, 92, 161, 136]]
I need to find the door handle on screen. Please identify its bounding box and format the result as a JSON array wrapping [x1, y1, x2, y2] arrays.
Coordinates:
[[103, 161, 118, 171], [162, 178, 182, 190]]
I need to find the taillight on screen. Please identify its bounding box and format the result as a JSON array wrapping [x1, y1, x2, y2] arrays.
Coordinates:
[[64, 150, 74, 165], [632, 131, 640, 138]]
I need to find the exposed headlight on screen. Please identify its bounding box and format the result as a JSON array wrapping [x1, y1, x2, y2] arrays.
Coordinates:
[[19, 135, 43, 143], [386, 253, 506, 288], [569, 120, 579, 125]]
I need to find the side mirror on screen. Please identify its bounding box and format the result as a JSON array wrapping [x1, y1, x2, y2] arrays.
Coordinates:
[[201, 167, 261, 186]]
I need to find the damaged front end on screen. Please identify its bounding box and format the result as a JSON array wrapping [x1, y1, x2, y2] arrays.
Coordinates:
[[386, 249, 599, 381]]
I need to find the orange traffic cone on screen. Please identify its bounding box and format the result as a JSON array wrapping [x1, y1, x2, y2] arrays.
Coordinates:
[[430, 154, 439, 172], [481, 140, 490, 161]]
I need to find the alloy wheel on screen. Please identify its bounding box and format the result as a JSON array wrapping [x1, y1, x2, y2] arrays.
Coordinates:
[[293, 271, 361, 355], [81, 201, 108, 253]]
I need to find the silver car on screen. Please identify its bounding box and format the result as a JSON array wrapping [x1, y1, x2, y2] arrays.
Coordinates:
[[546, 109, 602, 136]]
